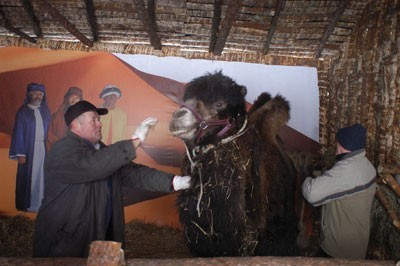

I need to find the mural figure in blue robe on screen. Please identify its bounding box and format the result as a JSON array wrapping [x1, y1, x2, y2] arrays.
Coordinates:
[[9, 83, 51, 212]]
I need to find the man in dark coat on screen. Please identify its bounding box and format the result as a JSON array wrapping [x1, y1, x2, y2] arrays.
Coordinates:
[[33, 100, 191, 257], [9, 83, 51, 212]]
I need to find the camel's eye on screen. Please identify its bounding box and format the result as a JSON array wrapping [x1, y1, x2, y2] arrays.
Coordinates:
[[214, 100, 226, 110]]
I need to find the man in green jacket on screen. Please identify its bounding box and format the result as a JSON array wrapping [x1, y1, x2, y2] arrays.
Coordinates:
[[33, 100, 191, 257], [302, 124, 376, 259]]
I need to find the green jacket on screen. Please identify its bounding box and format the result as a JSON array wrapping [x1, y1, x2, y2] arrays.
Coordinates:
[[33, 131, 174, 257], [302, 149, 376, 259]]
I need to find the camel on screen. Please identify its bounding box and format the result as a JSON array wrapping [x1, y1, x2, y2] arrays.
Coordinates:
[[169, 71, 301, 257]]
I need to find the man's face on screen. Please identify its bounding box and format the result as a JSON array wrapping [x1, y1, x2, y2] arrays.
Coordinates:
[[336, 141, 348, 155], [76, 111, 102, 144], [28, 91, 44, 107], [67, 94, 81, 106], [102, 94, 118, 109]]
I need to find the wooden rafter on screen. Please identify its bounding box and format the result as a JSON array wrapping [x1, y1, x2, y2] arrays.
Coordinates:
[[209, 0, 222, 52], [314, 0, 347, 59], [263, 0, 284, 55], [212, 0, 241, 55], [84, 0, 98, 42], [20, 0, 42, 38], [0, 8, 36, 43], [133, 0, 162, 50], [33, 0, 93, 47]]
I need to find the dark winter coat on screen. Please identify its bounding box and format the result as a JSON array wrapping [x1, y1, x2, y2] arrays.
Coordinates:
[[33, 131, 174, 257]]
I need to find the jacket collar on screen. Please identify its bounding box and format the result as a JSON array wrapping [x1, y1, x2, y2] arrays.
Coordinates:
[[67, 130, 102, 149], [337, 149, 365, 161]]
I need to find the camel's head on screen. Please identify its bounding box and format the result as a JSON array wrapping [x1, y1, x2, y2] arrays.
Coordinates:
[[169, 71, 247, 145]]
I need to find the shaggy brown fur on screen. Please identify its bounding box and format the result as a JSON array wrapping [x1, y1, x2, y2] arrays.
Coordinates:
[[170, 71, 299, 257]]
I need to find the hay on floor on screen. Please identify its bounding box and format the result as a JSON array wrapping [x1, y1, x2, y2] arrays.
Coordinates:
[[0, 215, 34, 257], [0, 215, 191, 259], [1, 211, 399, 260], [124, 220, 192, 259]]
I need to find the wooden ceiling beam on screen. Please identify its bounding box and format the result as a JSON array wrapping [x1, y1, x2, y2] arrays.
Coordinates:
[[33, 0, 93, 47], [84, 0, 98, 42], [20, 0, 42, 38], [0, 8, 36, 43], [133, 0, 162, 50], [314, 0, 347, 59], [212, 0, 241, 55], [263, 0, 284, 55], [209, 0, 222, 52]]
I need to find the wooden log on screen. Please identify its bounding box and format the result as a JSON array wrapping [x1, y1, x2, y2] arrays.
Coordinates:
[[377, 165, 400, 175], [380, 174, 400, 197]]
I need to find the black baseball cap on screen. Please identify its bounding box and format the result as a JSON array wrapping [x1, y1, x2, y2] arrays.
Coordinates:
[[64, 100, 108, 126]]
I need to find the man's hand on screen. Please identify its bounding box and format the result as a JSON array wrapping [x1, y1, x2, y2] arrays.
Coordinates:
[[131, 117, 158, 143], [17, 156, 26, 165]]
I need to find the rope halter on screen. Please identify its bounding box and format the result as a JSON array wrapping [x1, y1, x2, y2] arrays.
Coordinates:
[[181, 104, 233, 144]]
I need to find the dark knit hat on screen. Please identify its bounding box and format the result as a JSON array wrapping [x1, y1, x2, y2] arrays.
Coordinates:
[[99, 85, 121, 99], [336, 123, 367, 151], [64, 100, 108, 126]]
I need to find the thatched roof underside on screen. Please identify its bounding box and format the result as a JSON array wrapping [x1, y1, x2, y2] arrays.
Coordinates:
[[0, 0, 372, 63]]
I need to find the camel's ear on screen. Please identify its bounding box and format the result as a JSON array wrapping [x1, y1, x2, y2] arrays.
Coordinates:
[[240, 86, 247, 97]]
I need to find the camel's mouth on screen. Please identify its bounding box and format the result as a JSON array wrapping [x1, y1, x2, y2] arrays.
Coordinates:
[[170, 128, 189, 135], [170, 125, 198, 140]]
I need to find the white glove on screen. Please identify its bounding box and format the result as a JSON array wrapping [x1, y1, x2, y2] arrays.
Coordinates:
[[173, 175, 191, 191], [131, 117, 158, 143]]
